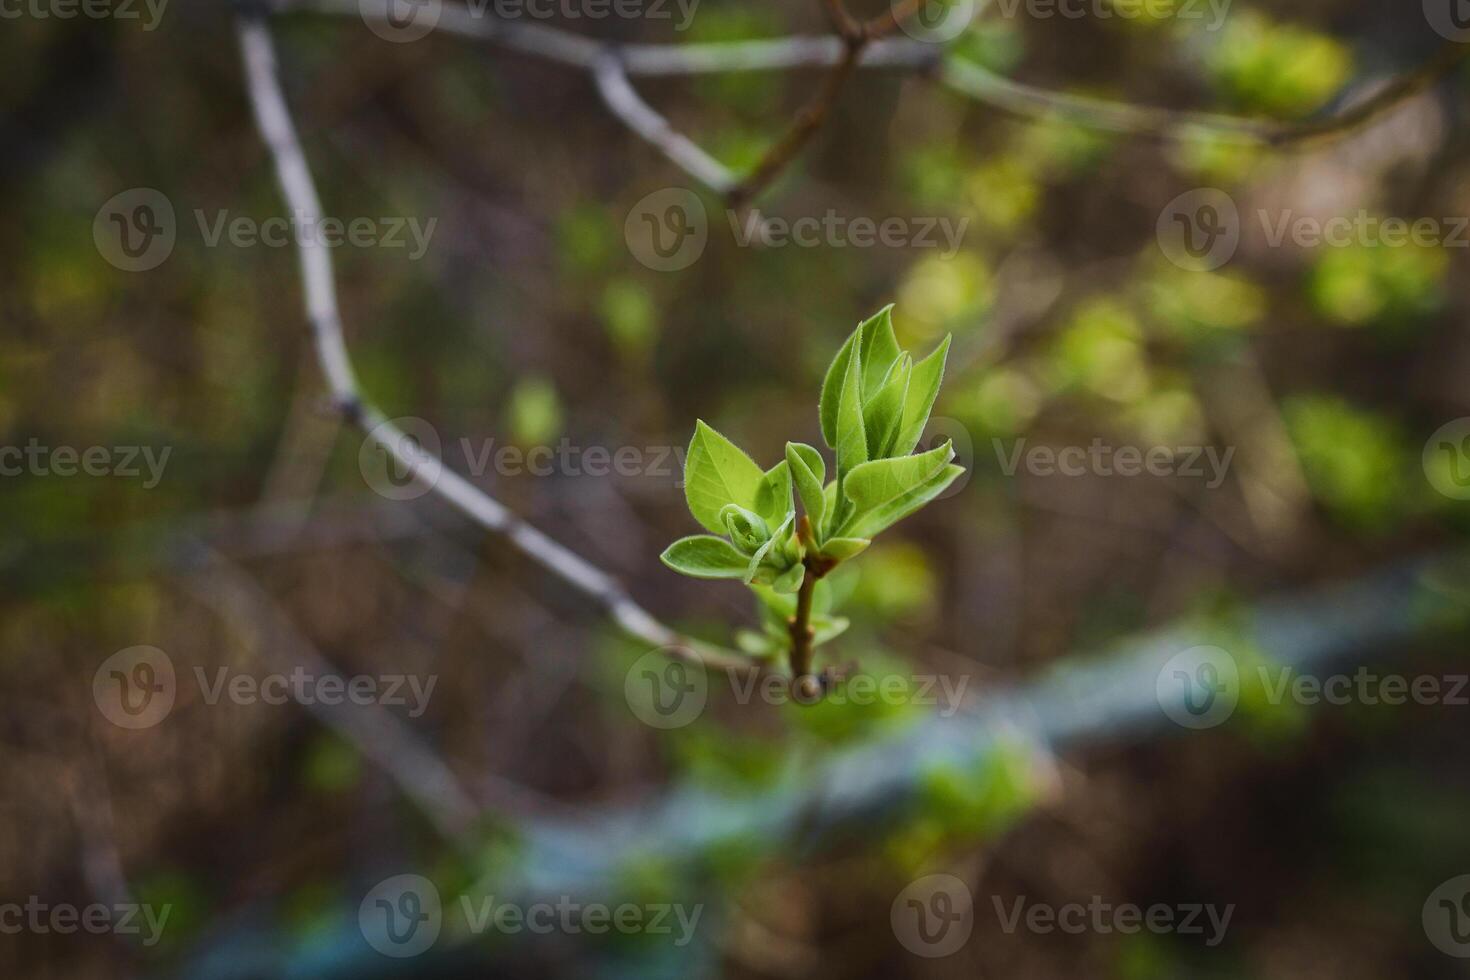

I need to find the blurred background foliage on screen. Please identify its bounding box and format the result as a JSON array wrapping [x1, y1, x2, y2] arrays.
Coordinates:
[[3, 0, 1470, 977]]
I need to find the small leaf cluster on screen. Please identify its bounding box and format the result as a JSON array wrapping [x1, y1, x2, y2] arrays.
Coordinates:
[[661, 306, 963, 655]]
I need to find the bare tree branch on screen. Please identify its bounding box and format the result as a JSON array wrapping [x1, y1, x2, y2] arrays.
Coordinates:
[[281, 0, 1467, 166], [592, 52, 738, 195], [236, 16, 759, 674], [941, 40, 1470, 145]]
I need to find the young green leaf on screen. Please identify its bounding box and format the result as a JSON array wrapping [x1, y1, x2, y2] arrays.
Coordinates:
[[857, 305, 903, 397], [785, 442, 827, 534], [735, 629, 782, 657], [818, 332, 859, 449], [818, 306, 901, 447], [809, 614, 850, 649], [684, 420, 764, 534], [819, 479, 840, 541], [819, 537, 870, 562], [893, 334, 952, 457], [743, 511, 795, 585], [842, 463, 964, 538], [753, 461, 793, 526], [843, 439, 954, 514], [660, 535, 751, 579], [862, 354, 910, 460], [720, 503, 770, 556], [834, 330, 868, 484], [773, 563, 805, 595]]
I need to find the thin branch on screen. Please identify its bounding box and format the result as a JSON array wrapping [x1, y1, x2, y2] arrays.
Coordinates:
[[820, 0, 863, 41], [235, 16, 758, 674], [941, 40, 1470, 145], [297, 0, 936, 74], [287, 0, 1467, 155], [729, 28, 866, 205], [592, 52, 738, 195]]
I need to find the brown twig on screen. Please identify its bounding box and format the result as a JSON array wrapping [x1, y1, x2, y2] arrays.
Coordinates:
[[787, 516, 836, 700], [727, 0, 872, 206]]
